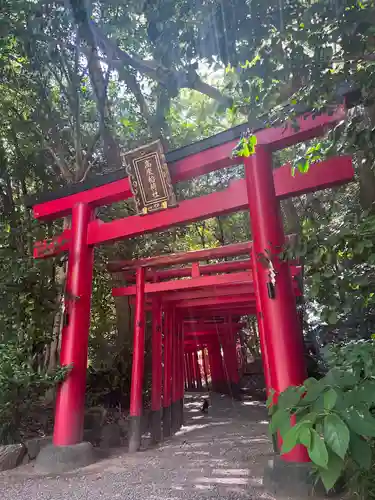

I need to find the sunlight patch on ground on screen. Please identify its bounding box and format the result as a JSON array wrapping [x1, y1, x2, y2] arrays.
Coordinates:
[[242, 400, 265, 405], [174, 420, 232, 437], [212, 468, 250, 476], [195, 476, 263, 486]]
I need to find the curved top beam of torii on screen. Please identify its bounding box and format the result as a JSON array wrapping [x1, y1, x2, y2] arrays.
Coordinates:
[[27, 106, 346, 216], [28, 107, 354, 260]]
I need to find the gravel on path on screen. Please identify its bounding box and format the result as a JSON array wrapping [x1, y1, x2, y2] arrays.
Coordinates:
[[0, 394, 276, 500]]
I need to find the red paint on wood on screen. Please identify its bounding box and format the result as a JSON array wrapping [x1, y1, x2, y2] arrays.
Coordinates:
[[245, 147, 309, 463], [184, 323, 242, 333], [34, 155, 354, 258], [129, 267, 146, 418], [109, 241, 251, 272], [123, 259, 253, 281], [33, 178, 132, 221], [53, 203, 93, 446], [32, 108, 345, 221], [112, 271, 253, 296], [275, 155, 354, 200], [176, 294, 256, 309], [151, 299, 163, 412], [163, 308, 173, 407], [34, 229, 71, 259]]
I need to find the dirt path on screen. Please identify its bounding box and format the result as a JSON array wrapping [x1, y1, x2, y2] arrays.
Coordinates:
[[0, 393, 276, 500]]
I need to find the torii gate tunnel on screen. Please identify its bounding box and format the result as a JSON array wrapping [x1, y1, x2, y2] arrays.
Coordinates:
[[27, 107, 354, 462]]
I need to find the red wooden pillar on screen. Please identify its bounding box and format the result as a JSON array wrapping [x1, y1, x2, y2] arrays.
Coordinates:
[[179, 324, 185, 426], [151, 298, 163, 443], [171, 310, 179, 433], [203, 347, 211, 383], [184, 353, 189, 390], [194, 351, 203, 390], [244, 147, 308, 463], [185, 352, 190, 390], [202, 349, 209, 389], [191, 347, 199, 390], [207, 345, 216, 391], [189, 351, 196, 390], [208, 341, 225, 393], [220, 341, 231, 396], [53, 203, 94, 446], [174, 321, 183, 429], [222, 335, 241, 399], [163, 307, 172, 438], [252, 246, 272, 393], [128, 267, 146, 452]]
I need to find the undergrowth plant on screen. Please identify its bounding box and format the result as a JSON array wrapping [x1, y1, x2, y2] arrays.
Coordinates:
[[0, 341, 69, 444], [268, 340, 375, 498]]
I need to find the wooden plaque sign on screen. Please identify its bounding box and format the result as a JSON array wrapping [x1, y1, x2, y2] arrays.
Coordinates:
[[121, 140, 177, 215]]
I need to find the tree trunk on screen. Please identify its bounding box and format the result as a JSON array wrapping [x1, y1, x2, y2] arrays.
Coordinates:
[[281, 198, 301, 235], [114, 296, 133, 352], [47, 217, 70, 373], [357, 159, 375, 212]]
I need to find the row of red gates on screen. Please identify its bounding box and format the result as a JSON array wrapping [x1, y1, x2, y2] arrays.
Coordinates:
[[26, 106, 354, 462]]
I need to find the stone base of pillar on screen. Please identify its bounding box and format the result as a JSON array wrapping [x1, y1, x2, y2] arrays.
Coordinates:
[[150, 410, 162, 444], [263, 456, 344, 498], [128, 416, 142, 453], [162, 406, 172, 438], [35, 442, 96, 473]]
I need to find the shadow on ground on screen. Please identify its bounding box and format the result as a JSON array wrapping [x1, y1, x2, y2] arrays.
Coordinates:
[[0, 393, 276, 500]]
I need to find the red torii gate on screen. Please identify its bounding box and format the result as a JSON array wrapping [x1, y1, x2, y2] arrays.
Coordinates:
[[110, 239, 303, 437], [26, 107, 354, 467], [111, 243, 303, 414]]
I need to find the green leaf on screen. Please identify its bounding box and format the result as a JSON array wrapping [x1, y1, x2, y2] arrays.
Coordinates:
[[349, 432, 372, 470], [345, 408, 375, 437], [339, 370, 360, 388], [304, 377, 319, 389], [299, 427, 311, 448], [318, 450, 344, 492], [297, 158, 310, 173], [303, 380, 325, 403], [308, 429, 329, 468], [277, 386, 302, 409], [270, 408, 291, 434], [356, 380, 375, 405], [323, 388, 338, 411], [325, 369, 358, 388], [297, 411, 319, 426], [323, 414, 350, 460], [281, 424, 301, 454]]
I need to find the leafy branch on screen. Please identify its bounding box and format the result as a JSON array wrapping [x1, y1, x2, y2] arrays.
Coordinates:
[[231, 134, 257, 158]]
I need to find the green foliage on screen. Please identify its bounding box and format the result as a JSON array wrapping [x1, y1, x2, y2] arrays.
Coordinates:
[[269, 340, 375, 498], [282, 207, 375, 330], [0, 341, 68, 444], [291, 141, 334, 176], [232, 135, 257, 158]]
